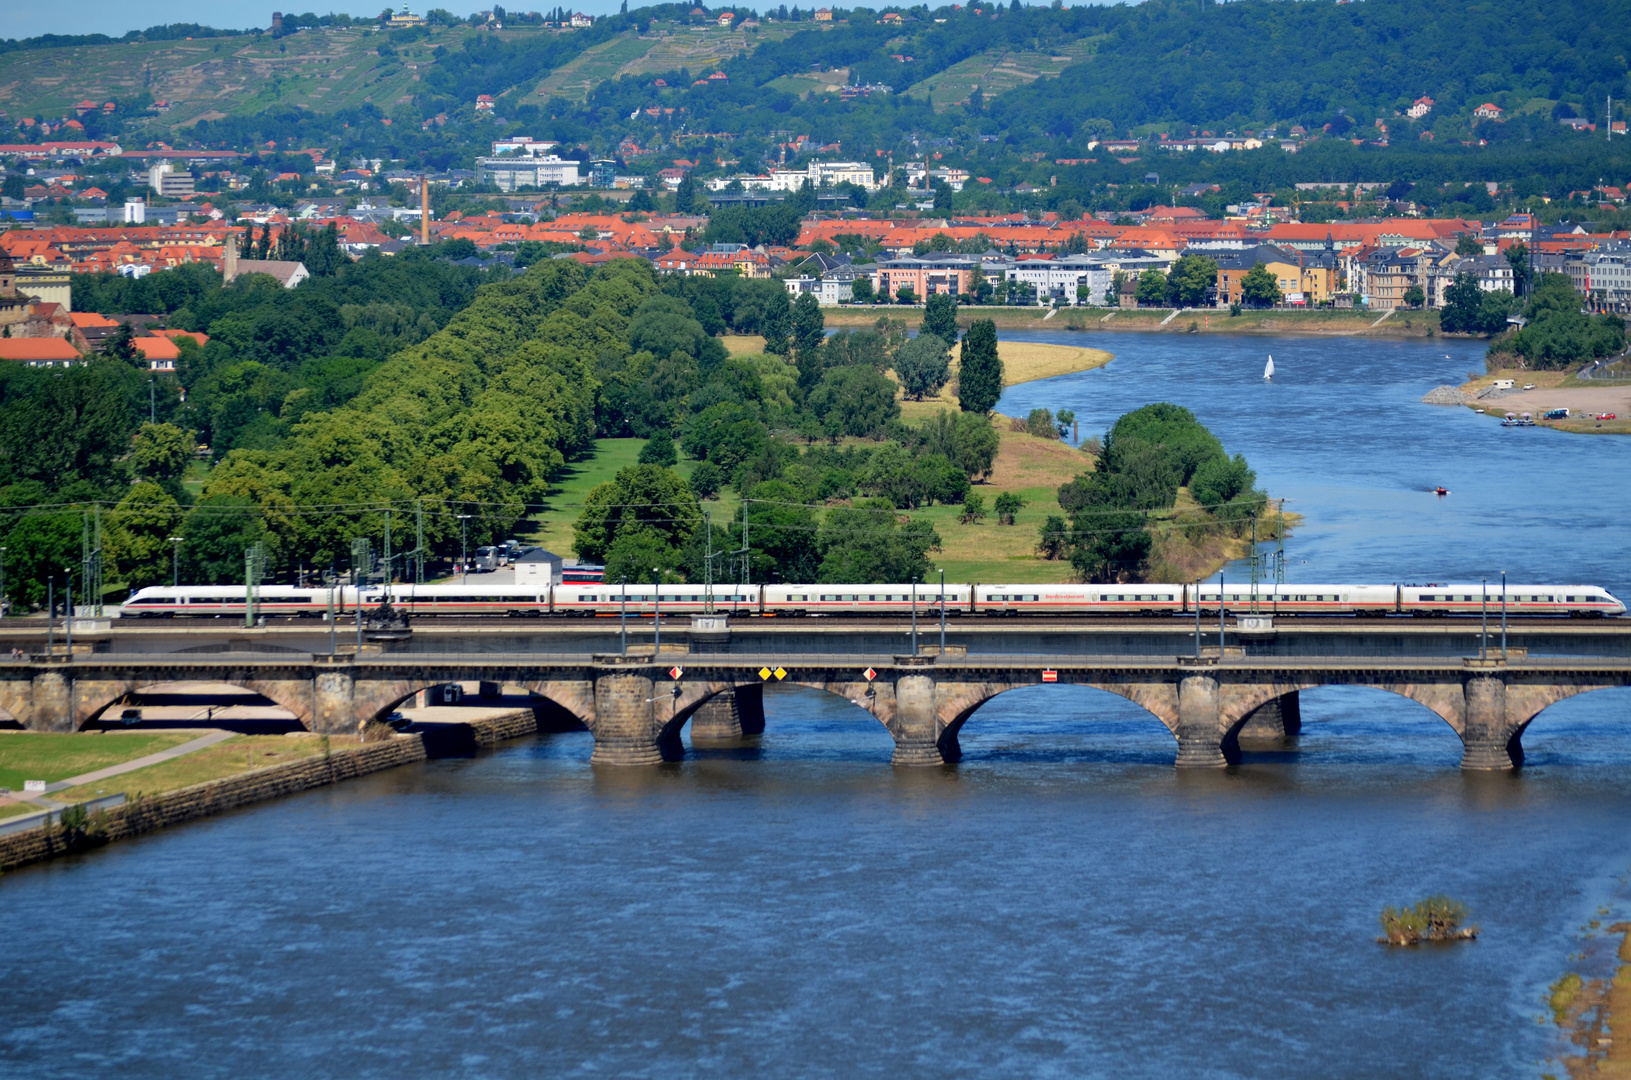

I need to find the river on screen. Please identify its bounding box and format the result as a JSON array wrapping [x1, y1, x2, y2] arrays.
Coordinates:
[[2, 331, 1629, 1079]]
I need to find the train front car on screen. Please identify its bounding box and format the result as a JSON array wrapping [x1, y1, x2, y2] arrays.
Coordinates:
[[1400, 584, 1625, 617]]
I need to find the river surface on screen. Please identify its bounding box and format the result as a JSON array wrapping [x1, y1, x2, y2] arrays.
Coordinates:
[[4, 331, 1630, 1079]]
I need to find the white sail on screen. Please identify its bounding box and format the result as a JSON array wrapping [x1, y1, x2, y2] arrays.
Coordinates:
[[1263, 355, 1275, 380]]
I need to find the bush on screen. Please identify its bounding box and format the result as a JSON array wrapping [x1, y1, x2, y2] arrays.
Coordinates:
[[959, 492, 986, 524], [993, 491, 1024, 524], [1037, 514, 1068, 558], [1379, 896, 1476, 945], [638, 434, 677, 466], [1025, 408, 1056, 438]]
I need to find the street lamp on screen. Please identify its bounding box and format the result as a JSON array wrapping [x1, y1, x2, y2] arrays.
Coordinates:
[[168, 536, 184, 587], [456, 514, 472, 584]]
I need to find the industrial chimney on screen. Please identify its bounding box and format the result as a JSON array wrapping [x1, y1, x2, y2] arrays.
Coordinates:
[[420, 174, 430, 245]]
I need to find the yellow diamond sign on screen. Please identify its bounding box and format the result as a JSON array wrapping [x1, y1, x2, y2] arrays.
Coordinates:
[[759, 667, 772, 680], [774, 666, 788, 680]]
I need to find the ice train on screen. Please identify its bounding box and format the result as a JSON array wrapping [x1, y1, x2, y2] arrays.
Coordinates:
[[117, 582, 1627, 618]]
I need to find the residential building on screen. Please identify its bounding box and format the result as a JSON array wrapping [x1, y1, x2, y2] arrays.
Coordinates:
[[1567, 249, 1631, 311], [0, 337, 82, 366], [1406, 96, 1434, 119], [475, 155, 580, 190], [1473, 103, 1504, 120], [147, 162, 195, 197], [569, 11, 592, 26], [1214, 245, 1320, 307], [1003, 254, 1115, 306], [873, 255, 976, 299]]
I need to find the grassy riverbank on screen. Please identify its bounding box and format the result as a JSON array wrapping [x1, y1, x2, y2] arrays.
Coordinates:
[[820, 305, 1446, 337], [0, 731, 199, 792], [49, 734, 361, 804]]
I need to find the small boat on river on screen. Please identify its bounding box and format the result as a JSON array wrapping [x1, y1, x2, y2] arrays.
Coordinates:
[[1263, 355, 1275, 381]]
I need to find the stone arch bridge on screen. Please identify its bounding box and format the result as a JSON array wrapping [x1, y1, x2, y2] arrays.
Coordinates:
[[3, 651, 1629, 771]]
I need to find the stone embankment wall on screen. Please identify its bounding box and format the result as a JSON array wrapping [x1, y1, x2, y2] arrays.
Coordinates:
[[0, 711, 541, 875]]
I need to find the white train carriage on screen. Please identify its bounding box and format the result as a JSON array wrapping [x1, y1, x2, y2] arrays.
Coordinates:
[[551, 584, 760, 615], [763, 583, 972, 614], [1189, 583, 1397, 615], [975, 584, 1183, 615], [385, 585, 549, 616]]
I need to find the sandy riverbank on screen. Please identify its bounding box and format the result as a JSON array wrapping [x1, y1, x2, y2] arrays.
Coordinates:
[[1455, 371, 1631, 435]]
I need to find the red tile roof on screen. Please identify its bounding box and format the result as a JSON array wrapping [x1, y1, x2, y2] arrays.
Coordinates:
[[0, 339, 82, 361]]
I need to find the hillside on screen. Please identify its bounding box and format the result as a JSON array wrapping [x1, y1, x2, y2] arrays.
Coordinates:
[[0, 0, 1627, 197]]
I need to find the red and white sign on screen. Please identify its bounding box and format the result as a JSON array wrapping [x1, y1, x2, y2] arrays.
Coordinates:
[[669, 666, 684, 681], [1041, 670, 1058, 683], [863, 667, 877, 681]]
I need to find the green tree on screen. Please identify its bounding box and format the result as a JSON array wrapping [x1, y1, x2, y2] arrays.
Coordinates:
[[895, 286, 917, 305], [960, 491, 986, 523], [688, 460, 724, 499], [1135, 269, 1169, 307], [130, 422, 192, 483], [815, 499, 940, 583], [791, 291, 826, 389], [573, 464, 701, 565], [1025, 408, 1056, 438], [957, 319, 1003, 414], [1402, 284, 1425, 308], [1455, 234, 1483, 256], [0, 509, 82, 608], [849, 275, 874, 304], [1037, 514, 1069, 559], [739, 479, 820, 582], [106, 482, 182, 589], [674, 173, 709, 215], [1506, 241, 1533, 298], [894, 333, 950, 400], [807, 366, 900, 438], [761, 288, 792, 355], [1166, 254, 1218, 308], [1439, 271, 1486, 333], [178, 495, 268, 586], [921, 292, 960, 344], [1239, 264, 1282, 308], [993, 491, 1024, 524], [918, 409, 999, 481], [1068, 508, 1151, 582]]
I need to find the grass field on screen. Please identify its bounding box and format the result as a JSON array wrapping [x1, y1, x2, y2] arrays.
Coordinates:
[[50, 734, 357, 804], [904, 426, 1092, 583], [0, 731, 198, 790], [904, 37, 1099, 109]]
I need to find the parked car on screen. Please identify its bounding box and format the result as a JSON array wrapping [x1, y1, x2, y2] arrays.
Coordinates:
[[471, 546, 499, 572], [1596, 412, 1617, 420]]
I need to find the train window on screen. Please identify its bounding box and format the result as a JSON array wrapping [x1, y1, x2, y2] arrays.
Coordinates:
[[1567, 595, 1577, 603]]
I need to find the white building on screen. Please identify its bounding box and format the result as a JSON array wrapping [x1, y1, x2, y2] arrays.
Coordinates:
[[1003, 255, 1116, 307], [705, 174, 778, 192], [513, 548, 564, 585], [475, 155, 580, 190], [769, 160, 878, 192], [147, 162, 195, 197]]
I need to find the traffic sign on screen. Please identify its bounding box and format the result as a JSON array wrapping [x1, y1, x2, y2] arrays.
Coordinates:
[[669, 666, 684, 681], [773, 666, 788, 680], [759, 667, 772, 680], [863, 667, 877, 681], [1041, 669, 1058, 682]]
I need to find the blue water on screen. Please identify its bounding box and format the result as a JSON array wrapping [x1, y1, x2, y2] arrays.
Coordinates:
[[2, 331, 1628, 1079]]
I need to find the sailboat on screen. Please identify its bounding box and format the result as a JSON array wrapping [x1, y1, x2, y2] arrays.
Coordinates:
[[1263, 355, 1275, 381]]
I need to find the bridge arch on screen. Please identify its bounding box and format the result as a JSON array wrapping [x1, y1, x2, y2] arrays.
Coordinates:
[[937, 681, 1181, 765], [661, 681, 897, 758], [1506, 683, 1631, 765], [67, 673, 318, 732]]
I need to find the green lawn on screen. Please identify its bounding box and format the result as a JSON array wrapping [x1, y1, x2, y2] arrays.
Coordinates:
[[525, 438, 744, 561], [0, 732, 198, 790]]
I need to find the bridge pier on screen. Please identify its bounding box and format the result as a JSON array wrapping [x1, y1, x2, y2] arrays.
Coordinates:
[[1176, 671, 1233, 767], [1461, 672, 1522, 770], [1239, 691, 1302, 741], [891, 667, 951, 766], [27, 670, 73, 732], [689, 683, 765, 742], [590, 664, 675, 766], [312, 668, 356, 735]]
